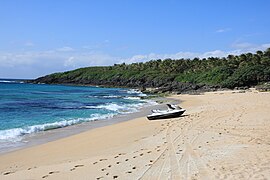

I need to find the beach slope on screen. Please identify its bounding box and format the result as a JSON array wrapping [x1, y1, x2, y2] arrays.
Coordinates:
[[0, 89, 270, 179]]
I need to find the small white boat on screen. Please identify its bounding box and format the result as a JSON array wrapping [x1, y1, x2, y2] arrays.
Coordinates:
[[147, 104, 185, 120]]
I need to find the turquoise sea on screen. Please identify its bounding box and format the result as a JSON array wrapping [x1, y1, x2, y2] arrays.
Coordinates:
[[0, 79, 155, 143]]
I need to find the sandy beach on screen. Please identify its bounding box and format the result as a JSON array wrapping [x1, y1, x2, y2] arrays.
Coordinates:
[[0, 89, 270, 179]]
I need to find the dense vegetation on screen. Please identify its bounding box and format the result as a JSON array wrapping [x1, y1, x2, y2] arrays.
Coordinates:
[[33, 48, 270, 92]]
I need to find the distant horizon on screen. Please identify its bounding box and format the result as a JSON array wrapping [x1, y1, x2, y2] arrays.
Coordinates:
[[1, 0, 270, 79], [0, 78, 33, 80]]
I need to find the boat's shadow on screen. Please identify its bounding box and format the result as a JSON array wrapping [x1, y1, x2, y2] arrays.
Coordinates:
[[147, 114, 189, 121]]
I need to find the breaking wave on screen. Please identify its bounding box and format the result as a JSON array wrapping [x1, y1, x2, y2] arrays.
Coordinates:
[[0, 80, 24, 83], [81, 102, 144, 113], [0, 113, 115, 141], [126, 89, 147, 97]]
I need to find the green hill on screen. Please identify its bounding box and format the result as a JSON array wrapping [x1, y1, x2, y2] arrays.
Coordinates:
[[32, 48, 270, 93]]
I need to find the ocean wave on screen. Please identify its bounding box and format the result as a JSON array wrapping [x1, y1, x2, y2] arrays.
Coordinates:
[[87, 95, 121, 99], [0, 80, 16, 83], [145, 99, 159, 106], [126, 89, 147, 97], [81, 102, 145, 113], [123, 96, 141, 100], [0, 113, 115, 141], [0, 80, 25, 84]]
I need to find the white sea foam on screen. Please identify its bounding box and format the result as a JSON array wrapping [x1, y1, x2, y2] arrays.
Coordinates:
[[97, 103, 127, 111], [87, 95, 121, 99], [82, 103, 139, 112], [126, 89, 140, 94], [123, 96, 141, 100], [103, 95, 121, 98], [126, 89, 147, 97], [0, 80, 24, 83], [145, 99, 159, 106], [0, 80, 16, 83], [0, 113, 115, 141]]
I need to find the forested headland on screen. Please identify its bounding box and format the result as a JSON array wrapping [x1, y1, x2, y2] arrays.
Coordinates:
[[31, 48, 270, 93]]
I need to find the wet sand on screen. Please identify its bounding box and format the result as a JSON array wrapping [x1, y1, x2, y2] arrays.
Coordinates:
[[0, 89, 270, 179]]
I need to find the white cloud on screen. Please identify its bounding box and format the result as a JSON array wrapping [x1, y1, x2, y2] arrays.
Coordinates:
[[56, 46, 74, 52], [82, 45, 93, 50], [216, 28, 231, 33], [231, 42, 270, 52], [122, 43, 270, 64], [24, 42, 35, 47], [0, 49, 130, 78], [64, 56, 75, 67], [82, 40, 110, 50], [261, 43, 270, 49], [231, 42, 253, 49]]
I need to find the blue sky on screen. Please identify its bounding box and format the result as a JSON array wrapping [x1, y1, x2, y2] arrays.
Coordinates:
[[1, 0, 270, 78]]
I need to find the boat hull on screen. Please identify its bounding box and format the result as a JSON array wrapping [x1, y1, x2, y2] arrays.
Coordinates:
[[147, 110, 185, 120]]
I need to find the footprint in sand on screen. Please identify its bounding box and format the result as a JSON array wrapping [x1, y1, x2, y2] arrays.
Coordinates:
[[116, 162, 120, 164], [101, 168, 106, 171], [3, 171, 15, 176], [96, 176, 104, 180], [70, 168, 76, 171], [42, 175, 49, 179], [93, 162, 98, 165], [113, 175, 118, 179], [99, 158, 107, 161], [126, 171, 132, 174], [70, 164, 84, 171], [125, 159, 129, 161], [49, 171, 59, 174]]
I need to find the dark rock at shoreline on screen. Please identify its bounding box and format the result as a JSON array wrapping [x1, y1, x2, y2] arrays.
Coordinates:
[[256, 82, 270, 92]]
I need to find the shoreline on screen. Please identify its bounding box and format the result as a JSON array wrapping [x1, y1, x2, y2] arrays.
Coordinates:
[[1, 89, 269, 179], [0, 96, 180, 155]]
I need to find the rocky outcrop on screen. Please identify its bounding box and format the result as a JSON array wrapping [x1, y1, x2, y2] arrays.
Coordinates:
[[256, 82, 270, 92]]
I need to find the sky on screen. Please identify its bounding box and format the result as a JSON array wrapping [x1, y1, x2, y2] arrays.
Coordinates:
[[0, 0, 270, 79]]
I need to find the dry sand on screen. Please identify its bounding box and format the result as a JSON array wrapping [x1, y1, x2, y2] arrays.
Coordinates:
[[0, 89, 270, 179]]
